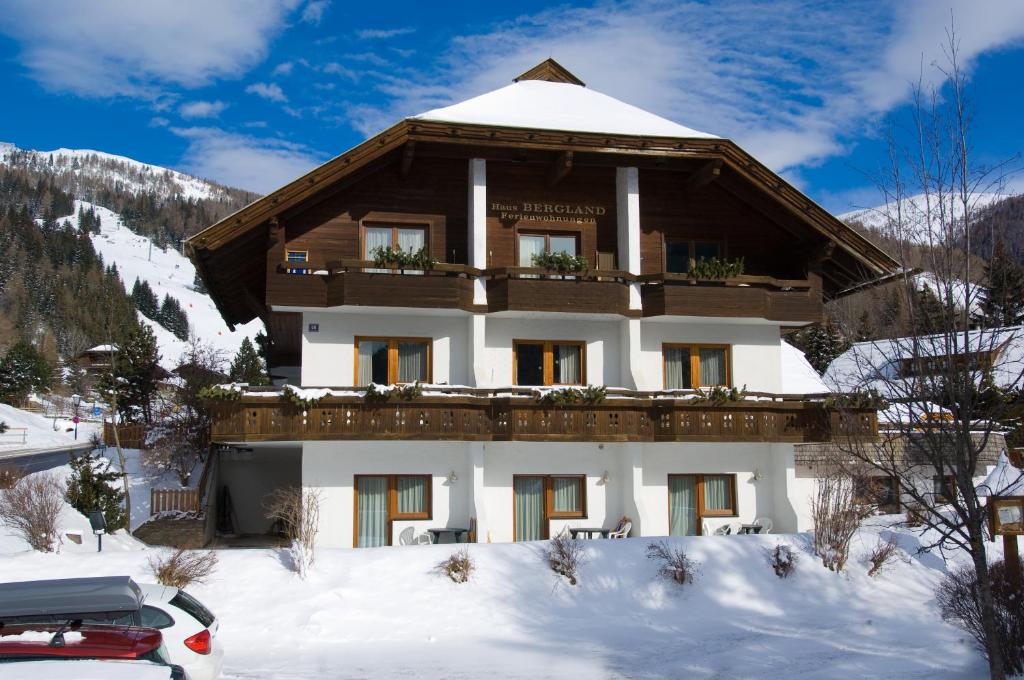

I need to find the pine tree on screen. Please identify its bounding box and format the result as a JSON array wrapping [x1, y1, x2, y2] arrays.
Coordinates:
[[130, 278, 159, 319], [98, 322, 161, 423], [977, 238, 1024, 327], [913, 286, 947, 334], [192, 270, 207, 295], [229, 337, 269, 385], [66, 450, 127, 531], [0, 341, 53, 403], [854, 310, 875, 342], [791, 323, 849, 375], [156, 294, 189, 341]]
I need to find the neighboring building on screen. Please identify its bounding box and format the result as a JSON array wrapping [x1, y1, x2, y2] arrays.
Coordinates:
[[185, 60, 896, 547], [75, 344, 117, 378]]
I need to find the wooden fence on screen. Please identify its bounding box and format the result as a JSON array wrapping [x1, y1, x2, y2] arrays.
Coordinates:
[[150, 488, 200, 514], [102, 422, 147, 449]]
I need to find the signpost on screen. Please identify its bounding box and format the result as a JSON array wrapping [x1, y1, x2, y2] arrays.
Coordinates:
[[990, 495, 1024, 592]]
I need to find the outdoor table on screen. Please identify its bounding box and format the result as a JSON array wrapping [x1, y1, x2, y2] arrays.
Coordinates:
[[428, 528, 470, 544], [736, 524, 763, 535], [569, 527, 610, 539]]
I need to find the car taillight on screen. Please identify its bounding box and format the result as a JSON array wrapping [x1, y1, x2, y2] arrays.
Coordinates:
[[183, 628, 211, 655]]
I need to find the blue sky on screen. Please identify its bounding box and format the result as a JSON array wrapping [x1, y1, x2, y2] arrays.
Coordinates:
[[0, 0, 1023, 214]]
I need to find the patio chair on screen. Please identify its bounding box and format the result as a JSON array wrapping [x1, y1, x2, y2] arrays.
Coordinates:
[[416, 531, 434, 545], [398, 526, 415, 545], [714, 521, 744, 535], [753, 517, 773, 534], [608, 516, 631, 538]]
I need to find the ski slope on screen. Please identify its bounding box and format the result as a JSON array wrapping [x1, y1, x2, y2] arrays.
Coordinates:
[[81, 201, 262, 370]]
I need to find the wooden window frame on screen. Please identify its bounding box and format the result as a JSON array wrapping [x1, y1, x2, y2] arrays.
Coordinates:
[[933, 474, 957, 503], [360, 221, 431, 260], [516, 229, 582, 264], [854, 475, 901, 513], [512, 340, 586, 386], [661, 343, 732, 389], [662, 237, 725, 273], [512, 474, 588, 541], [667, 473, 739, 535], [352, 474, 433, 548], [353, 336, 432, 385]]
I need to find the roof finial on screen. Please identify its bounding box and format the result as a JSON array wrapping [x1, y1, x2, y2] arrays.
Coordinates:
[[514, 58, 585, 86]]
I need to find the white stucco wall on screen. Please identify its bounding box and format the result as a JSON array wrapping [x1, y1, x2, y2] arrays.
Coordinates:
[[482, 317, 622, 386], [301, 311, 470, 386]]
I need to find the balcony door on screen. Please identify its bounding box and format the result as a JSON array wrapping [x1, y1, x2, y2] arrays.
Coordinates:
[[518, 232, 578, 278], [364, 225, 426, 273]]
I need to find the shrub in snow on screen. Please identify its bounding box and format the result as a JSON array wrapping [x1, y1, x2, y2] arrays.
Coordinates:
[[149, 548, 219, 588], [866, 536, 900, 578], [0, 420, 7, 434], [811, 473, 866, 572], [0, 472, 63, 552], [646, 540, 699, 586], [904, 504, 926, 528], [264, 486, 321, 578], [436, 548, 474, 583], [0, 464, 22, 490], [767, 543, 798, 579], [66, 450, 127, 531], [936, 559, 1024, 675], [546, 534, 584, 585]]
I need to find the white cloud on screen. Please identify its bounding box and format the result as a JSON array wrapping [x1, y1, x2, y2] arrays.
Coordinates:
[[179, 100, 228, 119], [246, 82, 288, 102], [272, 61, 295, 77], [346, 0, 1024, 173], [170, 127, 326, 194], [356, 27, 415, 40], [0, 0, 302, 98], [149, 117, 170, 127], [301, 0, 329, 24]]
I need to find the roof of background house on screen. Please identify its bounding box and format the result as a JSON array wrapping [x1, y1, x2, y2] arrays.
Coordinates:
[[780, 341, 829, 394]]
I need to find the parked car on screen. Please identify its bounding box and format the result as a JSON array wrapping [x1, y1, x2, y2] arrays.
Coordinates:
[[0, 576, 222, 680], [0, 622, 186, 679]]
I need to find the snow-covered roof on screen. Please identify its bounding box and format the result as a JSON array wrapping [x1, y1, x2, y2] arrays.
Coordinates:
[[780, 342, 829, 394], [84, 344, 116, 354], [825, 326, 1024, 394], [978, 452, 1023, 497], [412, 80, 717, 139]]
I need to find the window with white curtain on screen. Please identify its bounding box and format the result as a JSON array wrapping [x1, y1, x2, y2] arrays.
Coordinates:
[[363, 225, 427, 273], [355, 337, 430, 385], [514, 340, 584, 386], [669, 474, 736, 536], [513, 474, 586, 540], [355, 474, 432, 547], [663, 344, 730, 389], [551, 476, 583, 515], [395, 475, 428, 516]]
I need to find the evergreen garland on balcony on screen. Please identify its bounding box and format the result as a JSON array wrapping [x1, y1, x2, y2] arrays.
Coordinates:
[[535, 384, 607, 406], [687, 256, 745, 280], [824, 389, 889, 410], [282, 385, 324, 410], [197, 385, 241, 402], [370, 246, 436, 270], [689, 385, 746, 404], [530, 251, 589, 273]]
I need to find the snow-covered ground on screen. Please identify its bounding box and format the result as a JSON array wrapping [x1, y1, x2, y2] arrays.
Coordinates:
[[0, 459, 1005, 678], [79, 200, 262, 369], [0, 403, 82, 453]]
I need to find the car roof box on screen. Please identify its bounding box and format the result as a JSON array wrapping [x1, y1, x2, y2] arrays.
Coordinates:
[[0, 576, 144, 619]]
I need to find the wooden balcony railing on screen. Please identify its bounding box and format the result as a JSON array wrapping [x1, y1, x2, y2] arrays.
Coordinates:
[[267, 263, 820, 321], [209, 388, 876, 444]]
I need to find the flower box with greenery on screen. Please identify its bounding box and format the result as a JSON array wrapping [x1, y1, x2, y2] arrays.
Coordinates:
[[687, 256, 745, 280], [535, 384, 607, 407], [370, 245, 436, 270], [689, 385, 747, 405], [530, 251, 589, 273]]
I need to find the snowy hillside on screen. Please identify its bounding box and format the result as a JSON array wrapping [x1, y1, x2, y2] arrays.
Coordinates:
[[0, 142, 228, 202], [839, 192, 1008, 243], [80, 200, 262, 369]]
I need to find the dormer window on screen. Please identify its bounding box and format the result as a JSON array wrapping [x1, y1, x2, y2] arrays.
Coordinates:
[[285, 250, 309, 273]]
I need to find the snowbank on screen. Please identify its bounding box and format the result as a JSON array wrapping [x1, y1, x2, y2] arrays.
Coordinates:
[[0, 403, 79, 452]]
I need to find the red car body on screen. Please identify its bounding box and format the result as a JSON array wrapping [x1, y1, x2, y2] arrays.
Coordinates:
[[0, 624, 165, 660]]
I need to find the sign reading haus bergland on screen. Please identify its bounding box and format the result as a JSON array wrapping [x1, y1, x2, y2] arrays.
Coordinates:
[[490, 201, 606, 224]]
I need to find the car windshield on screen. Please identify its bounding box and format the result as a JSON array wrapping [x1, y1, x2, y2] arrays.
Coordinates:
[[168, 591, 213, 628]]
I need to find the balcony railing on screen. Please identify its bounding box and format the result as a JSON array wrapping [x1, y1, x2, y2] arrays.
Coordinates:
[[268, 263, 819, 321], [209, 387, 876, 444]]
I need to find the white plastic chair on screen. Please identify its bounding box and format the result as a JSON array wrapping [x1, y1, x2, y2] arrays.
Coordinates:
[[609, 520, 632, 538], [753, 517, 773, 534], [416, 531, 434, 545], [398, 526, 415, 545]]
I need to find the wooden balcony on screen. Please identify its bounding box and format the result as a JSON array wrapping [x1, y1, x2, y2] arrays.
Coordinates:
[[209, 388, 876, 444], [267, 260, 478, 311], [639, 274, 822, 322], [485, 267, 633, 316]]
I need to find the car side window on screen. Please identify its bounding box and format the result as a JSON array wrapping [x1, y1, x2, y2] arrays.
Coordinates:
[[140, 604, 174, 629]]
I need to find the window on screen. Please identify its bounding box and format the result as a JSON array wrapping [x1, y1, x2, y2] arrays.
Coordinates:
[[286, 250, 308, 263], [933, 474, 957, 503], [668, 474, 737, 536], [355, 337, 430, 385], [355, 474, 432, 547], [518, 232, 579, 267], [514, 340, 584, 386], [665, 239, 722, 273], [363, 224, 428, 273], [140, 605, 174, 630], [854, 476, 900, 513], [513, 474, 587, 541], [663, 344, 730, 389]]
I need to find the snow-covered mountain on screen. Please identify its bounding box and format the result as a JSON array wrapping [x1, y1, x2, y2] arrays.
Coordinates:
[[75, 200, 262, 370], [0, 141, 231, 202], [839, 192, 1009, 243]]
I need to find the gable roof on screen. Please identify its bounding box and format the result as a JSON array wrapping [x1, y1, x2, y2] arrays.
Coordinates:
[[514, 58, 586, 85], [413, 79, 717, 139]]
